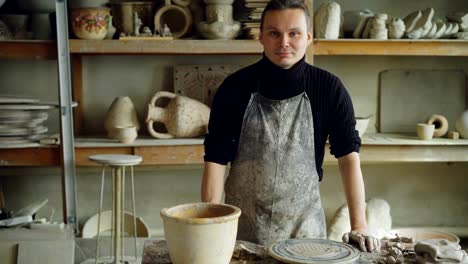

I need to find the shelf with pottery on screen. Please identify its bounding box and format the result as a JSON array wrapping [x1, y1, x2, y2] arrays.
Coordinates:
[[66, 39, 468, 56], [2, 133, 466, 166], [0, 40, 57, 59], [313, 39, 468, 56]]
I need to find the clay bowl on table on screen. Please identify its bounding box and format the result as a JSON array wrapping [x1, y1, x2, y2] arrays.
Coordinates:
[[70, 7, 110, 40], [160, 202, 241, 264]]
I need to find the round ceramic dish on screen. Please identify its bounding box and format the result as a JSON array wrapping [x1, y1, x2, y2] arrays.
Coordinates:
[[269, 238, 360, 264]]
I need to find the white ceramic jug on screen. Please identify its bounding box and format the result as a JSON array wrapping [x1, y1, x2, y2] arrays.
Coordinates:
[[146, 91, 210, 139]]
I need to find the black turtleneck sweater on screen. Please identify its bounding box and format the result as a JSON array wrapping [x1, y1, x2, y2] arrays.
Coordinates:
[[204, 55, 361, 181]]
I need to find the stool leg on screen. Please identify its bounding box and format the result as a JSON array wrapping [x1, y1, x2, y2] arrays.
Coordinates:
[[113, 167, 123, 264], [95, 165, 106, 264], [130, 165, 137, 261], [122, 166, 126, 263]]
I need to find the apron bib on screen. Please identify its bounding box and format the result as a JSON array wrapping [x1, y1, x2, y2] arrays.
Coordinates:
[[225, 90, 326, 247]]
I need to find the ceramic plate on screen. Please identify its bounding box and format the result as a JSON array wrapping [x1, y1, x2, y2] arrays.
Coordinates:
[[0, 95, 40, 104], [269, 238, 360, 264]]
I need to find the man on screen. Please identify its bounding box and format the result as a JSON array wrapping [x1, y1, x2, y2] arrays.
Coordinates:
[[201, 0, 379, 252]]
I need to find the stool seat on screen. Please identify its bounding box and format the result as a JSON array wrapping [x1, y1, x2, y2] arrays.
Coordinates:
[[89, 154, 142, 166]]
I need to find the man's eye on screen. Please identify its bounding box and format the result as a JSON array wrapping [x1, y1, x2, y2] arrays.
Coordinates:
[[290, 31, 299, 37], [269, 31, 279, 37]]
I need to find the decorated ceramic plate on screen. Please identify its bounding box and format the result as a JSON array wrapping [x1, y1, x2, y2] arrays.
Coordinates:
[[269, 238, 360, 264]]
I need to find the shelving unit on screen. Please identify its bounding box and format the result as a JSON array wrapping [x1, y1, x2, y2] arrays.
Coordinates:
[[1, 39, 468, 168]]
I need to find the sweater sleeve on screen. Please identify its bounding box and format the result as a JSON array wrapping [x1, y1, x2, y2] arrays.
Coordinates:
[[203, 76, 239, 165], [328, 77, 361, 158]]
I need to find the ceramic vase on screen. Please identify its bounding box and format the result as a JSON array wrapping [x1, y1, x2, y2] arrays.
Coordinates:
[[455, 109, 468, 139], [146, 91, 210, 139], [106, 15, 117, 39], [160, 203, 241, 264], [104, 96, 140, 139], [71, 7, 110, 40]]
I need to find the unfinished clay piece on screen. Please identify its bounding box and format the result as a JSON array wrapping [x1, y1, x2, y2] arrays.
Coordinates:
[[104, 96, 140, 140], [447, 12, 468, 32], [388, 18, 405, 39], [197, 0, 241, 39], [352, 10, 374, 38], [328, 198, 392, 241], [427, 114, 448, 138], [314, 1, 341, 39], [343, 9, 372, 37], [407, 8, 434, 39], [432, 20, 447, 39], [403, 10, 422, 33], [370, 13, 388, 39], [146, 91, 210, 139]]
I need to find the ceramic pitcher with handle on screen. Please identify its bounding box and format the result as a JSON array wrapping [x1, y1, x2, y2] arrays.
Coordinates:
[[146, 91, 210, 139]]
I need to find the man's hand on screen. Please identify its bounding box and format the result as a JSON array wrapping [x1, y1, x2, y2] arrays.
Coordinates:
[[342, 231, 381, 253]]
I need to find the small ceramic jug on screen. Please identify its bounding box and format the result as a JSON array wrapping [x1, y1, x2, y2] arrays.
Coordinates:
[[146, 91, 210, 139]]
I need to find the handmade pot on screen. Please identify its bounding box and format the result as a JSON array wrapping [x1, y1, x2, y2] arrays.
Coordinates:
[[70, 7, 110, 40], [160, 203, 241, 264], [104, 96, 140, 139], [146, 91, 210, 139], [109, 125, 138, 144], [455, 109, 468, 139], [416, 123, 435, 140]]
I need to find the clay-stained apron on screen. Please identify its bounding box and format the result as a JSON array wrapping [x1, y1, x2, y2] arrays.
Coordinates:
[[225, 91, 326, 247]]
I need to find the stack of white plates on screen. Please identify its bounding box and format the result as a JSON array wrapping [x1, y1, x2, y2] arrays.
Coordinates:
[[0, 95, 54, 147]]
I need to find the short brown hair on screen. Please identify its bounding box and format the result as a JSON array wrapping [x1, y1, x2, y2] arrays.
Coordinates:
[[260, 0, 311, 32]]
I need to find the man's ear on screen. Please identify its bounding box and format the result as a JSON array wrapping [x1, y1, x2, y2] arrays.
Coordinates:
[[306, 31, 312, 46], [259, 30, 263, 44]]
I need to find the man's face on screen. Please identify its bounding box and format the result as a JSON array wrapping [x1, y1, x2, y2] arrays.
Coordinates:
[[259, 8, 312, 69]]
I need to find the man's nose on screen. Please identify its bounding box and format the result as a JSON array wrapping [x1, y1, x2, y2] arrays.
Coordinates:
[[280, 35, 290, 47]]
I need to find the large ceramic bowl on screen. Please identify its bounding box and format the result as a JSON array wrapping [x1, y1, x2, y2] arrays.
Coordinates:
[[70, 7, 110, 40], [161, 202, 241, 264]]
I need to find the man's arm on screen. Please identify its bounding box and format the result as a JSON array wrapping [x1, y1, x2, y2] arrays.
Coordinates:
[[338, 151, 380, 252], [201, 161, 226, 203], [337, 151, 367, 232]]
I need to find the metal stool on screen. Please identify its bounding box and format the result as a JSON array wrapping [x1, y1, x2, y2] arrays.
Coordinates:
[[88, 154, 142, 264]]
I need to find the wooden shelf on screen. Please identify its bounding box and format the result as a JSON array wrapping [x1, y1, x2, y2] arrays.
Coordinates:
[[0, 40, 57, 59], [69, 39, 263, 55], [2, 39, 467, 59], [67, 39, 468, 56], [1, 134, 467, 166], [313, 39, 468, 56]]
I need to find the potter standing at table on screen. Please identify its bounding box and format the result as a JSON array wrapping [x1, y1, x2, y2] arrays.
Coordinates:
[[201, 0, 379, 252]]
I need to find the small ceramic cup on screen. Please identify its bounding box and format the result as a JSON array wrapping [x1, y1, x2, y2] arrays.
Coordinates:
[[110, 125, 138, 144], [416, 123, 435, 140]]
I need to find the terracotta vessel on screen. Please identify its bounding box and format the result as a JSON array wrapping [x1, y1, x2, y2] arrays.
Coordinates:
[[104, 96, 140, 139], [160, 203, 241, 264], [146, 91, 210, 139], [71, 7, 110, 40]]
